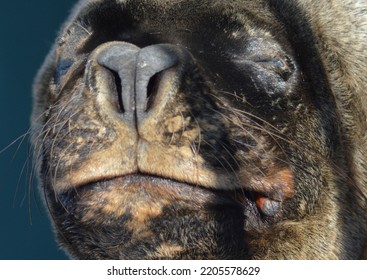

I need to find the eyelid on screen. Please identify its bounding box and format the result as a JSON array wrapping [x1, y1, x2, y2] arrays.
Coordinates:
[[54, 58, 74, 84], [234, 54, 295, 81]]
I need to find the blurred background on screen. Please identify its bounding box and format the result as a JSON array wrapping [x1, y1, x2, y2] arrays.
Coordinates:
[[0, 1, 76, 259]]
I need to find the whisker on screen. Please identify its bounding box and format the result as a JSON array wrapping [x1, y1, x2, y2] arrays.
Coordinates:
[[0, 131, 31, 155]]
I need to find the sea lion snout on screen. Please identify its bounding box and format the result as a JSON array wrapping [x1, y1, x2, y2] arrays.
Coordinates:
[[88, 42, 193, 122]]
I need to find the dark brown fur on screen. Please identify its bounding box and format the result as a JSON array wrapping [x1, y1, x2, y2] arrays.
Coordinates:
[[32, 0, 367, 259]]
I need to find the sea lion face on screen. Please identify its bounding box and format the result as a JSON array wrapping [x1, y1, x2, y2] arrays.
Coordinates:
[[32, 0, 367, 259]]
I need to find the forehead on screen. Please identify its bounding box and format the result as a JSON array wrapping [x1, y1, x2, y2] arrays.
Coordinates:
[[70, 0, 282, 36]]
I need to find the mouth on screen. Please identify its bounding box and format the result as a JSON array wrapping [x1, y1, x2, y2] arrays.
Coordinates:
[[48, 139, 244, 195], [57, 174, 247, 218]]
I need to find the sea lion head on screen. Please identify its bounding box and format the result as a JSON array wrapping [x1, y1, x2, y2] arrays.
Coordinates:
[[32, 0, 367, 259]]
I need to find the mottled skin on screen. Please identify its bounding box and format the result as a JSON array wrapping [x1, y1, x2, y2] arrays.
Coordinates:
[[32, 0, 367, 259]]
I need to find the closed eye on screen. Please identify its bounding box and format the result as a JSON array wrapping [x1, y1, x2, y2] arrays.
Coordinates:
[[252, 55, 295, 81], [54, 58, 74, 84]]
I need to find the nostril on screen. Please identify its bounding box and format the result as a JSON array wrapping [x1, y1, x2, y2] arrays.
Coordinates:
[[96, 43, 140, 115], [135, 44, 180, 113], [110, 68, 124, 113], [146, 71, 163, 112], [101, 66, 125, 113]]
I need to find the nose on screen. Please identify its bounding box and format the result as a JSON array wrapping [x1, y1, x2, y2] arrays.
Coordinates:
[[96, 42, 180, 120]]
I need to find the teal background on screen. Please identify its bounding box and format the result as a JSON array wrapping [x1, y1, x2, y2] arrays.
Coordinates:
[[0, 1, 76, 259]]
